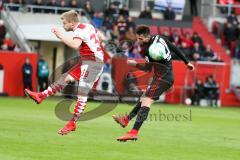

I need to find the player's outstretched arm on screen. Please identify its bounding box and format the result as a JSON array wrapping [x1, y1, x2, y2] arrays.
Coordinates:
[[166, 39, 195, 71], [186, 62, 195, 70], [96, 30, 114, 58], [127, 59, 152, 72], [97, 30, 107, 42], [51, 28, 82, 50]]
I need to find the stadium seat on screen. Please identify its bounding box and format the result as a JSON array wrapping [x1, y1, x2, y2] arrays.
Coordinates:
[[218, 0, 235, 5], [159, 26, 170, 35], [212, 21, 219, 35], [230, 41, 236, 57], [182, 28, 193, 36], [221, 32, 226, 46], [149, 26, 159, 35], [234, 2, 240, 15], [170, 27, 182, 36]]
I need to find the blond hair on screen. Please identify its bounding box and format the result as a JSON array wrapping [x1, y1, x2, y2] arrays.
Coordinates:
[[60, 10, 79, 23]]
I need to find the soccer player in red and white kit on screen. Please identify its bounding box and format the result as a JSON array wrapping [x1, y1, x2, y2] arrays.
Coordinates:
[[25, 10, 104, 135]]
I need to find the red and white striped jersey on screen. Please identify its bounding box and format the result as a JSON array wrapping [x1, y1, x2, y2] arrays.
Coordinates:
[[73, 23, 104, 61]]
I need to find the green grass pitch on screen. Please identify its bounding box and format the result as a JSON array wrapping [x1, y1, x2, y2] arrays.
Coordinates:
[[0, 97, 239, 160]]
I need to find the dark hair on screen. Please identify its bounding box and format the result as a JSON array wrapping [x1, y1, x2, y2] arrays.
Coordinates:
[[136, 25, 150, 36]]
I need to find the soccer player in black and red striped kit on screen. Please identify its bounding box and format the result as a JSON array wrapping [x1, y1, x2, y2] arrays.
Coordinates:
[[113, 25, 195, 142]]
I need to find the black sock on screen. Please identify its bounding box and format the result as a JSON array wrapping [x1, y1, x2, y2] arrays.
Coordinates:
[[127, 101, 141, 120], [133, 106, 150, 131]]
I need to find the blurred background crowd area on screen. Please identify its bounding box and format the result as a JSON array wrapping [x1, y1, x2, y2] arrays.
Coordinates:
[[0, 0, 240, 106], [2, 0, 239, 62]]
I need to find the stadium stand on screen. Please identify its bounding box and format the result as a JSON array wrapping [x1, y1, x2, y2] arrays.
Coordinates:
[[0, 19, 17, 51], [0, 0, 240, 106]]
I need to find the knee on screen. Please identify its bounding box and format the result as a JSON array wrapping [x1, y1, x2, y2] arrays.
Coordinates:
[[165, 77, 174, 89], [78, 81, 92, 96], [141, 97, 154, 107], [64, 75, 75, 83], [169, 77, 174, 86], [77, 95, 88, 102]]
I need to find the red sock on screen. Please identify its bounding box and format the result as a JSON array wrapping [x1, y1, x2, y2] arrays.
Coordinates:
[[40, 83, 64, 98], [71, 99, 87, 122], [129, 129, 139, 134]]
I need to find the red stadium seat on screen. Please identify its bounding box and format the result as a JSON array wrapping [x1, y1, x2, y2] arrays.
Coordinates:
[[230, 41, 236, 57], [170, 27, 182, 36], [149, 26, 159, 35], [218, 0, 235, 5], [182, 28, 193, 36], [221, 32, 226, 46], [159, 26, 170, 35], [212, 21, 219, 35], [234, 2, 240, 15]]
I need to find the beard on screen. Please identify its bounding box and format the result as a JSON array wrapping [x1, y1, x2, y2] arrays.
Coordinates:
[[143, 41, 149, 45], [64, 26, 72, 32], [140, 41, 148, 47]]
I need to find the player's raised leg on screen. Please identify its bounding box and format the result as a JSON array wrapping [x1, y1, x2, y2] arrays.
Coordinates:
[[116, 74, 174, 142], [58, 61, 103, 136], [112, 100, 142, 128], [58, 95, 87, 135], [115, 25, 194, 142], [58, 80, 95, 136], [117, 97, 153, 142], [25, 74, 74, 104]]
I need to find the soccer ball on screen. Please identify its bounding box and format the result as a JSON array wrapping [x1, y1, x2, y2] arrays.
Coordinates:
[[148, 42, 166, 61], [185, 98, 192, 106]]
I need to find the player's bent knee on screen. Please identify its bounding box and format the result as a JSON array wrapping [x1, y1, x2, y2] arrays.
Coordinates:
[[77, 81, 92, 96], [77, 95, 88, 102], [141, 97, 154, 107], [65, 75, 75, 83]]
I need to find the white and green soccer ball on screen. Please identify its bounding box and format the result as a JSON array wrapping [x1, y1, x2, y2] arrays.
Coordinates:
[[148, 42, 166, 61]]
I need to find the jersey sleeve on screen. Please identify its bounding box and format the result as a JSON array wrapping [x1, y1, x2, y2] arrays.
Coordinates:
[[136, 63, 152, 72], [95, 28, 99, 34], [165, 38, 189, 64], [73, 28, 82, 40]]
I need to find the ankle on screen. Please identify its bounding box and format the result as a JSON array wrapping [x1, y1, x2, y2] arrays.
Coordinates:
[[129, 129, 139, 134], [39, 92, 47, 98], [71, 120, 76, 123]]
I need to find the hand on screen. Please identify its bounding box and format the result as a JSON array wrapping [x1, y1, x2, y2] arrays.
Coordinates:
[[187, 62, 195, 71], [127, 59, 137, 67], [51, 27, 62, 39]]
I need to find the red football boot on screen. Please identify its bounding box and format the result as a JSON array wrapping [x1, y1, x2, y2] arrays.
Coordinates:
[[112, 114, 129, 128], [24, 89, 44, 104], [58, 121, 76, 136], [117, 129, 138, 142]]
